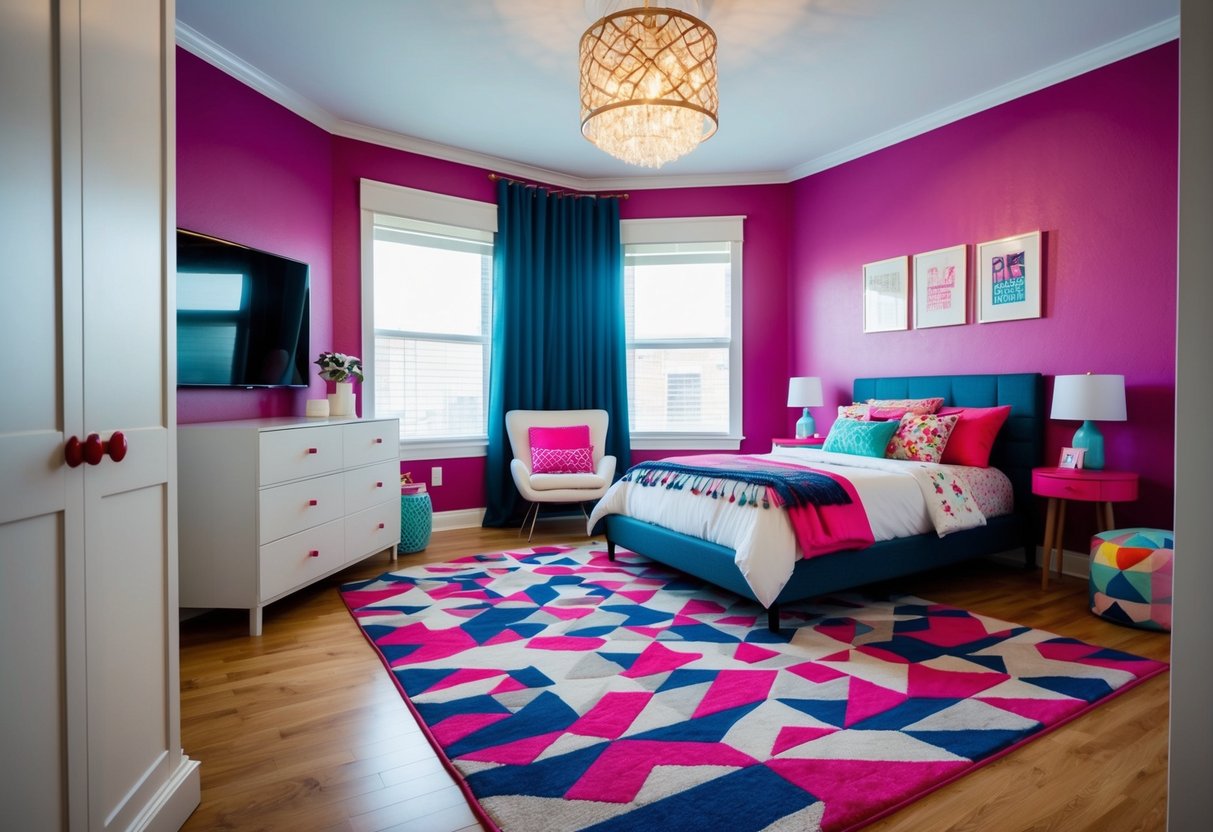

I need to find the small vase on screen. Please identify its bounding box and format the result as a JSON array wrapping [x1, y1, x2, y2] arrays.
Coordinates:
[[328, 381, 355, 417]]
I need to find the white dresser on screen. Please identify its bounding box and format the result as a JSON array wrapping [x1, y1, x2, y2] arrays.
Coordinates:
[[179, 416, 401, 635]]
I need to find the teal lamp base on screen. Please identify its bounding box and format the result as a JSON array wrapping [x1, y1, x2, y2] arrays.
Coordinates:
[[795, 408, 816, 439], [1071, 420, 1105, 470]]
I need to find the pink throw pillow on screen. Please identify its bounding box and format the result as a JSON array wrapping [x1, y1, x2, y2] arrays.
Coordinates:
[[529, 424, 591, 450], [940, 405, 1012, 468], [531, 446, 594, 474]]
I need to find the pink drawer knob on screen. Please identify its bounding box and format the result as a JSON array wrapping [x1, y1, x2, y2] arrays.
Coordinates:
[[376, 481, 383, 488], [307, 447, 318, 455], [374, 437, 383, 444], [308, 549, 319, 558], [308, 499, 318, 506], [378, 522, 385, 529]]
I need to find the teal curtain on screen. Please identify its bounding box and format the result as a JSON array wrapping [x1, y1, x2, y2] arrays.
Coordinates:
[[483, 180, 631, 526]]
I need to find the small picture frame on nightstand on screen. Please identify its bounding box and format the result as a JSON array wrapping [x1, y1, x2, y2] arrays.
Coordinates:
[[1058, 447, 1085, 469]]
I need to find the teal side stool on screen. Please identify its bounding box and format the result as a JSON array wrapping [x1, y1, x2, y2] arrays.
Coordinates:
[[398, 491, 433, 554]]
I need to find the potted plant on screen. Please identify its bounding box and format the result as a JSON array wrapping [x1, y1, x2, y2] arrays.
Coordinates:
[[315, 352, 363, 417]]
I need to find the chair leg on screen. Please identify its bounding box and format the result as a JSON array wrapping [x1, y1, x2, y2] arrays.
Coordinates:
[[518, 502, 537, 538], [527, 501, 542, 541]]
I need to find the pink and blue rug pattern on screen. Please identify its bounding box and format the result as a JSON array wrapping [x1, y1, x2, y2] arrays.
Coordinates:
[[341, 545, 1166, 832]]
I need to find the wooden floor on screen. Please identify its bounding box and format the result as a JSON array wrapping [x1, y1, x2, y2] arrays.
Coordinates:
[[179, 519, 1171, 832]]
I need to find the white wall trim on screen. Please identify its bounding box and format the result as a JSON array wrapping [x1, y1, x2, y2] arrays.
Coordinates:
[[177, 16, 1179, 190], [432, 508, 486, 532], [787, 16, 1180, 180]]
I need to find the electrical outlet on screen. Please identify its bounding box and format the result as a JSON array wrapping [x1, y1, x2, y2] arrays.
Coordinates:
[[431, 466, 443, 487]]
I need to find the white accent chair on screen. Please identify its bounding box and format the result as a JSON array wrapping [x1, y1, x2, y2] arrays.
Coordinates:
[[505, 409, 616, 540]]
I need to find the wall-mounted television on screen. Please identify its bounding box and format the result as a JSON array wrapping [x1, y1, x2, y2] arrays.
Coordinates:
[[176, 229, 311, 388]]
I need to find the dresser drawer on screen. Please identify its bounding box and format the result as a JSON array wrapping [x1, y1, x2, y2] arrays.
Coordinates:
[[344, 459, 399, 515], [259, 518, 345, 602], [259, 472, 344, 545], [345, 501, 400, 561], [343, 420, 398, 468], [259, 425, 343, 486]]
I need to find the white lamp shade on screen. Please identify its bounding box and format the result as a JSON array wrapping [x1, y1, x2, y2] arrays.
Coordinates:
[[1050, 374, 1127, 421], [787, 376, 824, 408]]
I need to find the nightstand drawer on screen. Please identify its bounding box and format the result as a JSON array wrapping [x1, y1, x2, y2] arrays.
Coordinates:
[[1031, 469, 1138, 502]]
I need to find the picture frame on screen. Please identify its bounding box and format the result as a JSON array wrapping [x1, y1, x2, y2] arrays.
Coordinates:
[[913, 244, 967, 328], [977, 230, 1042, 323], [863, 255, 909, 333], [1058, 446, 1085, 469]]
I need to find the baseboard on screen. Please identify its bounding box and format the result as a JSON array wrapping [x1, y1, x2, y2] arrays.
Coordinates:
[[432, 507, 486, 531], [127, 753, 200, 832], [988, 546, 1091, 581]]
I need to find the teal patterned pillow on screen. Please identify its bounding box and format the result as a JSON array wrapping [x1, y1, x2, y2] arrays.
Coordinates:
[[822, 418, 900, 458]]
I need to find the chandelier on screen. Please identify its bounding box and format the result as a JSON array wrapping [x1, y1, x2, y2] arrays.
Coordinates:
[[579, 1, 718, 169]]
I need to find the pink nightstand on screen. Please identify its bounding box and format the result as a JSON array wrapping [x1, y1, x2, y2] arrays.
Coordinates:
[[1032, 466, 1139, 589], [772, 436, 825, 450]]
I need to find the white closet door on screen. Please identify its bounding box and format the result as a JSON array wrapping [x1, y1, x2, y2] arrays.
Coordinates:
[[0, 1, 83, 828]]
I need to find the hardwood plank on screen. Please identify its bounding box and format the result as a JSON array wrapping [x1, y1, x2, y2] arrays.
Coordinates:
[[179, 521, 1169, 831]]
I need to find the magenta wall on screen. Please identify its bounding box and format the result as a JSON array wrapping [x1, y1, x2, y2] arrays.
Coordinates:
[[177, 42, 1178, 532], [789, 43, 1179, 536], [176, 50, 334, 423]]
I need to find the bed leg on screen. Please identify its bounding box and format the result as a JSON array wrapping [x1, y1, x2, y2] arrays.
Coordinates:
[[607, 540, 616, 561], [767, 605, 780, 633]]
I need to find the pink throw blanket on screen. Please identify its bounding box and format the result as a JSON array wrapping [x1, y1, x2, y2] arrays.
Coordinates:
[[656, 454, 875, 559]]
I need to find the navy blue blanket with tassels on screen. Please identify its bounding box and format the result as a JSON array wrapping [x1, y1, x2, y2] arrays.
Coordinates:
[[620, 454, 851, 509]]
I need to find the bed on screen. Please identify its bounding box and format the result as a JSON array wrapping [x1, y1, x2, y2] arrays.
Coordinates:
[[591, 372, 1044, 631]]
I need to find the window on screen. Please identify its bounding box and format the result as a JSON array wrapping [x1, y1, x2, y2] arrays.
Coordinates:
[[622, 216, 744, 449], [360, 181, 497, 457]]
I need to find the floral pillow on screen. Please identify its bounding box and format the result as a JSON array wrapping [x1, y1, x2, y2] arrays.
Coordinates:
[[885, 412, 960, 463], [837, 403, 871, 421], [867, 397, 945, 417]]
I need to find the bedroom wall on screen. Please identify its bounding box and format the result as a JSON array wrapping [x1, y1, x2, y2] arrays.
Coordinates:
[[176, 49, 334, 423], [789, 42, 1179, 537]]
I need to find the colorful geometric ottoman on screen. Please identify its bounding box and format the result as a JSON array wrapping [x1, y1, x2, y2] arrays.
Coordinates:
[[1089, 528, 1174, 631]]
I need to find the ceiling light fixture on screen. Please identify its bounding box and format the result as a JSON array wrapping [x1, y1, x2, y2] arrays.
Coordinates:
[[579, 1, 718, 169]]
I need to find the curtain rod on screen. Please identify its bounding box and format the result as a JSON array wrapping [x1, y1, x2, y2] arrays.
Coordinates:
[[487, 172, 629, 200]]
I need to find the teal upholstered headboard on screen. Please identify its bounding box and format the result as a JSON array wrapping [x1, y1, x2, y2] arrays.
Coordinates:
[[852, 373, 1045, 515]]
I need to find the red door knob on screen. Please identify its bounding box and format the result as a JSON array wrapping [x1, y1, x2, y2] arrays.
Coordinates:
[[82, 431, 129, 465], [65, 436, 84, 468]]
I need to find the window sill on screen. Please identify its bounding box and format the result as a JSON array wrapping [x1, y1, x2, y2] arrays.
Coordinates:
[[631, 435, 743, 451], [399, 438, 488, 460]]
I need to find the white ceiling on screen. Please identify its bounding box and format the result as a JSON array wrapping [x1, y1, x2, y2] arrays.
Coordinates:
[[175, 0, 1179, 190]]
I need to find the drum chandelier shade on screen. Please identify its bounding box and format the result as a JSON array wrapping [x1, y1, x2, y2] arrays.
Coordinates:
[[579, 2, 718, 169]]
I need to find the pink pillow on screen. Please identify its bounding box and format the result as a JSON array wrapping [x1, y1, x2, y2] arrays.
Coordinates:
[[528, 424, 594, 473], [529, 424, 591, 450], [940, 405, 1012, 468], [531, 446, 594, 474]]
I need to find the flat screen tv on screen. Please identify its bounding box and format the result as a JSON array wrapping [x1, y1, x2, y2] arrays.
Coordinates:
[[176, 229, 311, 388]]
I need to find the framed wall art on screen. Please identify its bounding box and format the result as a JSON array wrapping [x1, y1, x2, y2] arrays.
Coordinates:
[[862, 255, 909, 333], [913, 244, 967, 328], [977, 230, 1042, 323]]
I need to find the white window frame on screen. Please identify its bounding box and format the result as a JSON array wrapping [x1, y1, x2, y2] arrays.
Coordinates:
[[360, 179, 497, 459], [622, 215, 745, 451]]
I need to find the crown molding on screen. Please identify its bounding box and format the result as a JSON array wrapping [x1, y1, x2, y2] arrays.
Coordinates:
[[788, 15, 1180, 180], [178, 15, 1177, 191]]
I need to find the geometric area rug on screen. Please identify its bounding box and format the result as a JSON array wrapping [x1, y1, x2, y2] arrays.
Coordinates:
[[340, 544, 1167, 832]]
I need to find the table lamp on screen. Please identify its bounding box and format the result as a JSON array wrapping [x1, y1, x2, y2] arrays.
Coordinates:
[[787, 376, 824, 439], [1050, 373, 1126, 470]]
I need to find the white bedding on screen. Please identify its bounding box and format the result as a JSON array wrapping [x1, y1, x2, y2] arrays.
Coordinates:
[[586, 449, 1012, 608]]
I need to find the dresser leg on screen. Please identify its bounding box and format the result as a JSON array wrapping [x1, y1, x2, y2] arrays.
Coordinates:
[[249, 607, 263, 637]]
